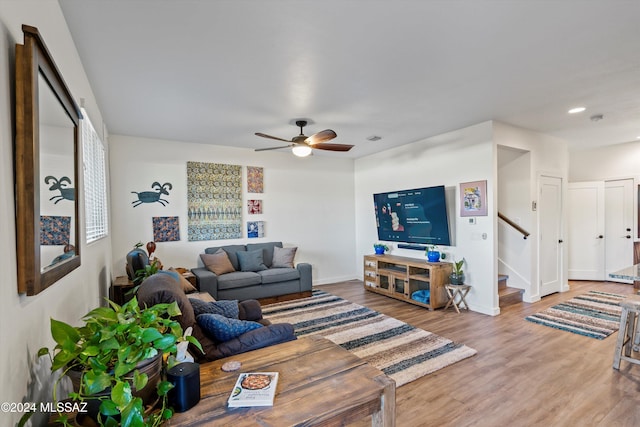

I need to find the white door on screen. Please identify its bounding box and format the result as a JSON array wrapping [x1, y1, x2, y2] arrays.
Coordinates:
[[567, 182, 605, 280], [605, 179, 634, 283], [539, 176, 563, 297]]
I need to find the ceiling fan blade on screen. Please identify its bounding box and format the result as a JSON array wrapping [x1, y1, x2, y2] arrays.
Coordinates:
[[312, 142, 354, 152], [255, 132, 292, 143], [254, 144, 292, 152], [305, 129, 337, 145]]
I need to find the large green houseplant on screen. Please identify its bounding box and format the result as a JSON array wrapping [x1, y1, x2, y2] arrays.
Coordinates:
[[38, 297, 202, 426]]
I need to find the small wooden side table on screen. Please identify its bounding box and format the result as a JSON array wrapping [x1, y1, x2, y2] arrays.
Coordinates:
[[444, 284, 471, 313], [110, 276, 135, 305]]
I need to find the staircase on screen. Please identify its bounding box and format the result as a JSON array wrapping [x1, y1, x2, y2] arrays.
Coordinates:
[[498, 274, 522, 307]]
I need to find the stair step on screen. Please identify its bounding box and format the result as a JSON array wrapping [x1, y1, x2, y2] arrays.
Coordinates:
[[498, 286, 522, 298], [498, 274, 509, 289]]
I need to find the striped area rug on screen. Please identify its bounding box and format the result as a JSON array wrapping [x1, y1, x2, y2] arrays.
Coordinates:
[[525, 291, 624, 339], [262, 289, 477, 387]]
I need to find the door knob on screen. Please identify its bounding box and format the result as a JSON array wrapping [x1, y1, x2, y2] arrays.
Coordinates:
[[627, 228, 631, 232], [597, 235, 603, 239], [626, 235, 631, 239], [558, 239, 563, 243]]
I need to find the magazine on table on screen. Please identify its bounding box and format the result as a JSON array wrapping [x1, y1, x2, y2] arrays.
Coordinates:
[[227, 372, 279, 407]]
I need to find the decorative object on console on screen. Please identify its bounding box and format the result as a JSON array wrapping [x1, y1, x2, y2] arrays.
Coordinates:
[[187, 161, 242, 241], [449, 258, 465, 285], [460, 180, 488, 217], [426, 245, 441, 262], [247, 166, 264, 193], [373, 243, 389, 255], [248, 199, 262, 214], [131, 181, 172, 207], [247, 221, 265, 238]]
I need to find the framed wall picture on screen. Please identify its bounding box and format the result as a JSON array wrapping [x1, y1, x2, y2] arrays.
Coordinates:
[[460, 180, 487, 217]]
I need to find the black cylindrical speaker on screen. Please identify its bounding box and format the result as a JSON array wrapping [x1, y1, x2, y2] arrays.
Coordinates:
[[167, 362, 200, 412]]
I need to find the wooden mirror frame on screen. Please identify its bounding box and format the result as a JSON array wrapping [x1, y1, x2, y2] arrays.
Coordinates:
[[16, 25, 82, 295]]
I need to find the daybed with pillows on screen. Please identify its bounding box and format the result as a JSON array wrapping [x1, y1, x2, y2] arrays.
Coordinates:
[[191, 241, 312, 301], [136, 273, 296, 361]]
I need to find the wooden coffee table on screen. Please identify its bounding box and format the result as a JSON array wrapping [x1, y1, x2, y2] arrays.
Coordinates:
[[167, 335, 396, 426]]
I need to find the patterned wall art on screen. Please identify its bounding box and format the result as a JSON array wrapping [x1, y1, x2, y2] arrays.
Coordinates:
[[187, 162, 242, 241], [460, 180, 488, 217], [40, 215, 71, 245], [131, 182, 173, 207], [44, 175, 75, 203], [247, 221, 265, 238], [153, 216, 181, 242], [247, 166, 264, 193], [247, 199, 262, 214]]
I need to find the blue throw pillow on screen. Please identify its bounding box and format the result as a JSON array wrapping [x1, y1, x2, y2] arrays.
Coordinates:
[[236, 249, 268, 272], [190, 298, 239, 319], [197, 313, 263, 342]]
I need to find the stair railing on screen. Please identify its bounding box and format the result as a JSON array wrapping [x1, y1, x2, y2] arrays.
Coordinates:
[[498, 212, 530, 239]]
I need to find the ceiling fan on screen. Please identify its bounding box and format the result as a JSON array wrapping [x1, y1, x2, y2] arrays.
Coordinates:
[[255, 120, 354, 157]]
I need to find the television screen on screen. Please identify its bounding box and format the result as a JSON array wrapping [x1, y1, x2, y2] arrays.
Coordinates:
[[373, 185, 451, 246]]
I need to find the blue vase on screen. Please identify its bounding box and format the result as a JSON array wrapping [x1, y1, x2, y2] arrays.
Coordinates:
[[374, 247, 385, 255], [427, 251, 440, 262]]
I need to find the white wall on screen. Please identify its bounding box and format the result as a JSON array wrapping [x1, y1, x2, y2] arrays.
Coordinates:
[[109, 135, 357, 285], [570, 141, 640, 182], [355, 121, 498, 315], [0, 2, 111, 426], [493, 121, 570, 301], [497, 147, 531, 290]]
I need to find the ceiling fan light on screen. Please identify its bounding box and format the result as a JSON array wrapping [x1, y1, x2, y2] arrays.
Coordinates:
[[292, 145, 312, 157]]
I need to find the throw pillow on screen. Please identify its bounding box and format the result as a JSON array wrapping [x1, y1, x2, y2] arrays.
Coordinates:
[[168, 267, 198, 293], [272, 246, 297, 268], [236, 249, 268, 272], [200, 249, 235, 275], [197, 313, 263, 342], [190, 298, 239, 319]]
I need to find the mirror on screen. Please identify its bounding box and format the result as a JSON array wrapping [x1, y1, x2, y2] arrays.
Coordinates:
[[16, 25, 82, 295]]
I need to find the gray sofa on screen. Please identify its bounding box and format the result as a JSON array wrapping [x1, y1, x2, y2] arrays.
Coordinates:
[[191, 241, 312, 301]]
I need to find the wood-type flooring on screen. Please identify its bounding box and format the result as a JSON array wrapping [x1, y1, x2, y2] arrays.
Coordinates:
[[316, 279, 640, 427]]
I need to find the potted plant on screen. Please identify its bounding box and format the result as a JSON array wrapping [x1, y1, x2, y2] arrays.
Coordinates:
[[449, 258, 465, 285], [38, 297, 202, 426], [373, 243, 389, 255], [425, 245, 440, 262]]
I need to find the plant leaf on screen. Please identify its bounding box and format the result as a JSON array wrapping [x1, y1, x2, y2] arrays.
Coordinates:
[[84, 306, 118, 323], [119, 397, 144, 427], [132, 370, 148, 391], [50, 318, 80, 346], [84, 370, 113, 395], [153, 335, 177, 350], [111, 380, 133, 408], [99, 399, 119, 416], [141, 327, 163, 343], [157, 379, 174, 396]]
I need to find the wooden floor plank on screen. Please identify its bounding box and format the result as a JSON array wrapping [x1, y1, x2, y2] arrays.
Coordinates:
[[314, 279, 640, 426]]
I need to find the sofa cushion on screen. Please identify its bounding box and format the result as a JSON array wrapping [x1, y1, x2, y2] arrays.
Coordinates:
[[205, 244, 246, 271], [217, 271, 262, 290], [197, 313, 263, 342], [236, 249, 268, 272], [190, 298, 239, 319], [247, 242, 282, 268], [272, 246, 297, 268], [259, 267, 300, 284], [201, 249, 235, 275]]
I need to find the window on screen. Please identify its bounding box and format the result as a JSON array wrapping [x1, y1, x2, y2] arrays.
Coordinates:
[[82, 108, 108, 243]]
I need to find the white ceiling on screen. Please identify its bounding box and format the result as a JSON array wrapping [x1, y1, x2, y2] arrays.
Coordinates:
[[58, 0, 640, 158]]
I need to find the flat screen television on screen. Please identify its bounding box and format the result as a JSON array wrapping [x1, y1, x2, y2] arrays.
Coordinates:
[[373, 185, 451, 246]]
